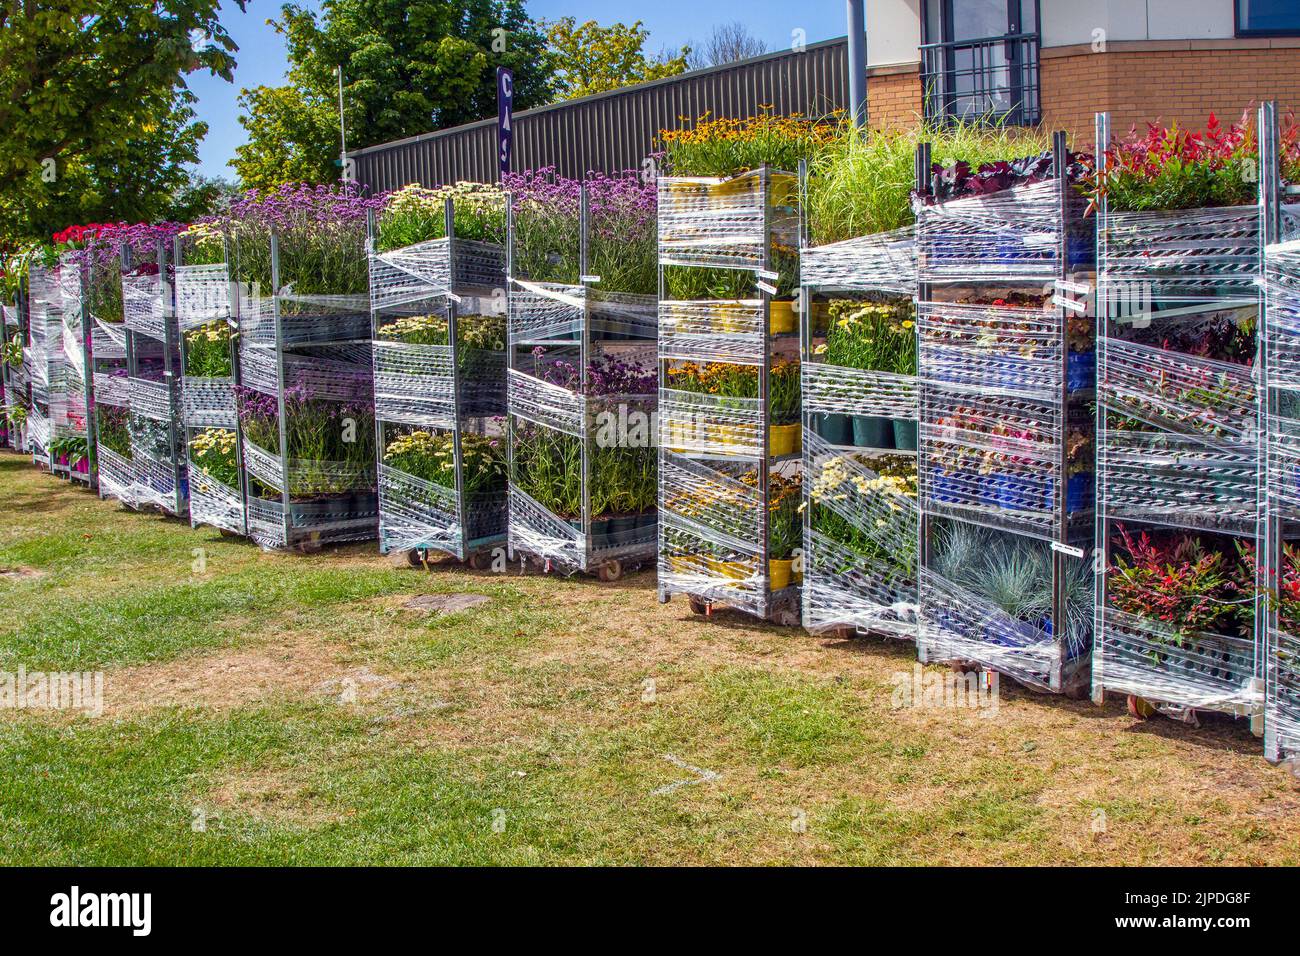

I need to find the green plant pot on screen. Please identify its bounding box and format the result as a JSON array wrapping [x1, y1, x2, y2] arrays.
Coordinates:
[[851, 416, 894, 450], [815, 413, 852, 445], [892, 418, 918, 451]]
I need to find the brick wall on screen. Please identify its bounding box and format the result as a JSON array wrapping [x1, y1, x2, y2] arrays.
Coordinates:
[[867, 66, 923, 129], [1041, 42, 1300, 149]]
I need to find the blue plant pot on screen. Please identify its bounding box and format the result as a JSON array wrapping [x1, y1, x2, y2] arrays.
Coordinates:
[[1066, 351, 1096, 391], [981, 473, 1005, 508], [930, 467, 961, 503], [1067, 232, 1094, 269], [1067, 472, 1094, 512]]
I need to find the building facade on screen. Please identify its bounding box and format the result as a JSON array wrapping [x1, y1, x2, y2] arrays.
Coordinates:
[[873, 0, 1300, 141], [351, 0, 1300, 191]]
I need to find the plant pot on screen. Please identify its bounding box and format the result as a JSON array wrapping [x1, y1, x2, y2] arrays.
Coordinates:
[[892, 418, 918, 451], [590, 517, 614, 547], [815, 413, 852, 445], [768, 423, 801, 457], [1066, 472, 1094, 512], [769, 300, 797, 335], [930, 467, 962, 504], [851, 416, 894, 450], [769, 558, 794, 591], [608, 515, 637, 545], [1066, 351, 1096, 391]]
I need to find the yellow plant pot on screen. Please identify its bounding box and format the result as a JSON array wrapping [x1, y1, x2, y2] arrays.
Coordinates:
[[769, 300, 797, 334], [715, 303, 750, 333], [771, 177, 798, 208], [714, 176, 754, 197], [768, 423, 801, 457], [768, 559, 794, 591]]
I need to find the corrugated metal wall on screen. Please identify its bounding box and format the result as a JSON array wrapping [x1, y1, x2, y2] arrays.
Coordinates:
[[351, 38, 849, 191]]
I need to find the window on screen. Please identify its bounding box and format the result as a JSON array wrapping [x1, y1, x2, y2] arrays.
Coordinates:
[[1237, 0, 1300, 36], [921, 1, 1041, 125]]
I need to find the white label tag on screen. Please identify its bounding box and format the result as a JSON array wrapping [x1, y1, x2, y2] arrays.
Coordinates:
[[580, 274, 601, 284], [1051, 541, 1086, 558], [756, 269, 780, 282], [757, 281, 778, 296]]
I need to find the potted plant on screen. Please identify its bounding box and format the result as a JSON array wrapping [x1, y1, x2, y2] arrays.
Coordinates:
[[814, 298, 917, 449]]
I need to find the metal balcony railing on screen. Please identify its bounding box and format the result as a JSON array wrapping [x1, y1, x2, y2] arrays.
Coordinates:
[[921, 32, 1041, 126]]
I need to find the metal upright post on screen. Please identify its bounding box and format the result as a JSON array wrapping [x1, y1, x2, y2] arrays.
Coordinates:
[[1260, 100, 1281, 749], [758, 167, 773, 620], [656, 177, 668, 604], [160, 237, 183, 514], [270, 229, 292, 547], [228, 232, 249, 536], [1092, 111, 1112, 706], [579, 182, 593, 572], [505, 192, 517, 563], [77, 254, 97, 491], [914, 141, 932, 662], [798, 159, 812, 623], [1051, 129, 1070, 692], [448, 197, 470, 562]]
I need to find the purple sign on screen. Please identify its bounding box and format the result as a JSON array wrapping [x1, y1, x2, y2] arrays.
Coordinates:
[[497, 67, 514, 176]]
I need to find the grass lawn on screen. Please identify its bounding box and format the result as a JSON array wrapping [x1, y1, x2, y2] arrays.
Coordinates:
[[0, 451, 1296, 865]]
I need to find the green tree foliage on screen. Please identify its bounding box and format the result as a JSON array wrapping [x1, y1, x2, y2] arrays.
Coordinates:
[[0, 0, 241, 243], [232, 0, 551, 189], [545, 18, 690, 100]]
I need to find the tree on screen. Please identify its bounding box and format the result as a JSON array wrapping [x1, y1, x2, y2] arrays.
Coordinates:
[[0, 89, 212, 242], [546, 18, 690, 100], [0, 0, 241, 240], [687, 22, 768, 70], [232, 0, 552, 188]]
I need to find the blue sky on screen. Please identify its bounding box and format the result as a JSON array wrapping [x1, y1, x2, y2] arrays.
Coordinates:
[[186, 1, 847, 179]]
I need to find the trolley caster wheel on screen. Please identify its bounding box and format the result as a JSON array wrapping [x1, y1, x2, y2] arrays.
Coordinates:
[[218, 528, 240, 539], [468, 549, 494, 571], [772, 608, 801, 628], [688, 597, 710, 616], [596, 559, 623, 583], [1063, 682, 1089, 701], [1127, 694, 1157, 719], [295, 536, 323, 555], [828, 625, 856, 641], [388, 548, 420, 568]]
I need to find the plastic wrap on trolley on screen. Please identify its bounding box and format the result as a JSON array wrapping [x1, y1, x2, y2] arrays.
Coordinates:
[[916, 179, 1081, 282], [658, 452, 766, 614], [369, 238, 505, 312], [919, 386, 1070, 540], [181, 378, 237, 429], [95, 445, 134, 503], [1264, 236, 1300, 761], [176, 263, 232, 327], [376, 462, 503, 559], [918, 300, 1069, 402], [188, 460, 244, 534], [372, 341, 457, 428], [1102, 429, 1257, 535], [1098, 607, 1261, 714], [508, 280, 583, 343], [1102, 205, 1261, 298], [800, 225, 917, 296], [803, 362, 918, 420], [122, 271, 168, 339], [508, 367, 585, 437], [658, 170, 798, 271], [802, 429, 918, 637], [921, 561, 1085, 692], [658, 299, 765, 364]]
